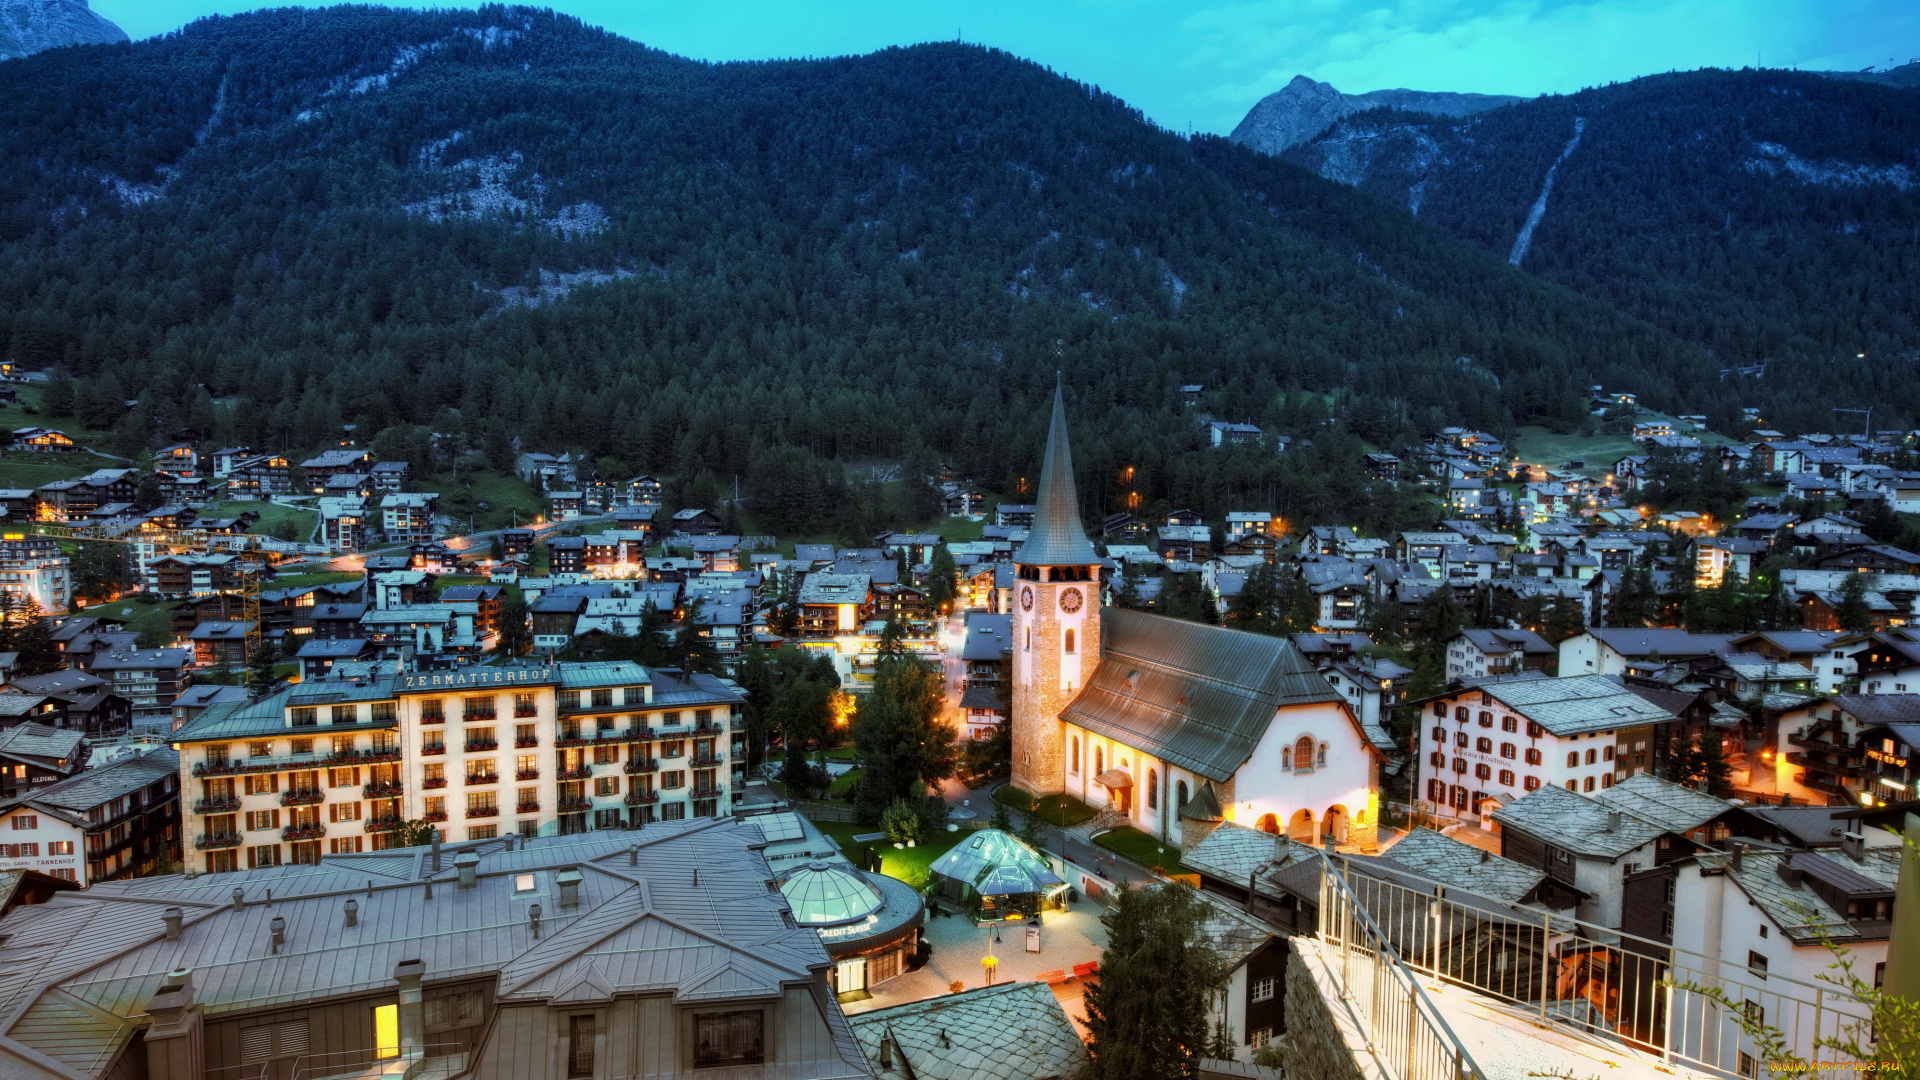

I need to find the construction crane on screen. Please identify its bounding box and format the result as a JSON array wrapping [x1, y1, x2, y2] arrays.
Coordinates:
[[23, 521, 276, 666], [1834, 407, 1873, 443]]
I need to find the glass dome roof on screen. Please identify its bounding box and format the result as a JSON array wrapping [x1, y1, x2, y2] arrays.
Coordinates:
[[780, 861, 885, 927]]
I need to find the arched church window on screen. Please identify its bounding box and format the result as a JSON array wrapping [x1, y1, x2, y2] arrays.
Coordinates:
[[1070, 738, 1079, 775], [1094, 746, 1103, 778], [1294, 736, 1315, 774], [1064, 628, 1076, 654], [1177, 780, 1189, 810], [1147, 769, 1158, 809]]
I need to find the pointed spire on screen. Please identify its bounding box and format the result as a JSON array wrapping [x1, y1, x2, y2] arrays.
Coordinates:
[[1013, 381, 1099, 566]]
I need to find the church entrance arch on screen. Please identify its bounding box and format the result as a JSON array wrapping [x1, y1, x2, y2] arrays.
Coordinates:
[[1323, 805, 1349, 844], [1286, 809, 1316, 842]]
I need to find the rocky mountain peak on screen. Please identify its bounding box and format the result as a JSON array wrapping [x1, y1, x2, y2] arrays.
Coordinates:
[[1230, 75, 1522, 155], [0, 0, 127, 62]]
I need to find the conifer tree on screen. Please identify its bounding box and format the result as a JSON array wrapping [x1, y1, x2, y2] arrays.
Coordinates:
[[1083, 882, 1232, 1080]]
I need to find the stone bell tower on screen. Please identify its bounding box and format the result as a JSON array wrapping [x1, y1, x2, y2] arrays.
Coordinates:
[[1009, 382, 1102, 798]]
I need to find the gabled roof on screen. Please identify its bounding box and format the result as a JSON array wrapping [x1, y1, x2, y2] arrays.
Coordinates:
[[0, 821, 862, 1077], [1061, 607, 1351, 782], [1480, 675, 1676, 737], [1377, 828, 1546, 904], [0, 724, 85, 768], [4, 748, 177, 820]]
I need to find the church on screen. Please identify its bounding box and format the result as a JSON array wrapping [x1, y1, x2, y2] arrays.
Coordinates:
[[1008, 387, 1388, 852]]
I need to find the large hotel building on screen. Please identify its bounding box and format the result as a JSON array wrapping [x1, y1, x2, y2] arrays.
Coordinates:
[[173, 661, 746, 872]]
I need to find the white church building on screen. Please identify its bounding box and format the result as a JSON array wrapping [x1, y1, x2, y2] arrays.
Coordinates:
[[1007, 386, 1388, 851]]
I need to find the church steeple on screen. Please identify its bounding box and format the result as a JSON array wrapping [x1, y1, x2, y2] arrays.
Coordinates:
[[1012, 382, 1100, 567]]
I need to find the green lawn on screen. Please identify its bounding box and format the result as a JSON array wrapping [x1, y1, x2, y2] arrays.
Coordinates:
[[812, 819, 968, 889], [0, 390, 115, 443], [265, 571, 362, 589], [87, 597, 176, 643], [1510, 427, 1643, 478], [201, 499, 318, 540], [430, 469, 546, 533], [993, 786, 1096, 827], [0, 449, 110, 490], [1094, 826, 1180, 872]]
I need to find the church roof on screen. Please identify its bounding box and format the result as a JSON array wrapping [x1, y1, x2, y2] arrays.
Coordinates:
[[1011, 384, 1099, 566], [1061, 607, 1350, 782]]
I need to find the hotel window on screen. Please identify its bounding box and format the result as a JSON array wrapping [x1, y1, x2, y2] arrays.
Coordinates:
[[1499, 742, 1516, 759], [1476, 737, 1492, 753], [1501, 716, 1518, 732], [591, 688, 613, 708], [1524, 776, 1540, 791], [370, 702, 396, 723], [421, 699, 445, 723], [291, 707, 317, 727], [1566, 752, 1579, 768], [464, 696, 497, 720], [249, 741, 272, 757], [468, 824, 498, 840], [331, 706, 356, 725], [693, 1011, 765, 1069], [1498, 769, 1515, 786]]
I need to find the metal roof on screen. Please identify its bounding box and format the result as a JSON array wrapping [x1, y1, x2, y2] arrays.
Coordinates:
[[1011, 385, 1100, 567], [0, 820, 867, 1078], [1482, 675, 1676, 737], [1061, 607, 1350, 782]]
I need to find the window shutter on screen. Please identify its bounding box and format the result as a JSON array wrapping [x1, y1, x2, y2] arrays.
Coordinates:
[[278, 1020, 309, 1057], [240, 1026, 274, 1063]]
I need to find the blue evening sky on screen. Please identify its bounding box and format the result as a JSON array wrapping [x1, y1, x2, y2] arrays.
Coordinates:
[[91, 0, 1919, 134]]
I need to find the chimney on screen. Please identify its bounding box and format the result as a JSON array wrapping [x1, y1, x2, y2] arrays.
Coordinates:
[[269, 916, 286, 953], [628, 845, 639, 867], [393, 960, 425, 1061], [343, 899, 358, 928], [556, 867, 583, 909], [431, 829, 442, 871], [528, 904, 542, 940], [230, 887, 245, 912], [1606, 811, 1623, 833], [144, 973, 203, 1080], [1730, 843, 1744, 873], [162, 907, 183, 941], [1840, 831, 1866, 863], [1479, 849, 1490, 864], [1777, 857, 1804, 889], [455, 851, 479, 889]]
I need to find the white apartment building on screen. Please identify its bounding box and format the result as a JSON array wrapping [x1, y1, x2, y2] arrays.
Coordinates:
[[171, 661, 745, 873], [0, 536, 70, 614], [1416, 674, 1675, 823]]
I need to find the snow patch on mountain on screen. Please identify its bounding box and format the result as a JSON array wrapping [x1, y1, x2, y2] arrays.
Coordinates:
[[1509, 117, 1585, 268], [494, 267, 639, 309], [1746, 141, 1912, 191], [405, 151, 608, 238]]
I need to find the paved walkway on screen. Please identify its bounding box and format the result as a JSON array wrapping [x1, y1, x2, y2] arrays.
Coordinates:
[[843, 901, 1109, 1029]]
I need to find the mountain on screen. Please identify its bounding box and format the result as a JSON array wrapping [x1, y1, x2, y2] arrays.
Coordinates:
[[1273, 68, 1920, 435], [0, 0, 126, 61], [1229, 74, 1522, 154], [0, 7, 1872, 528]]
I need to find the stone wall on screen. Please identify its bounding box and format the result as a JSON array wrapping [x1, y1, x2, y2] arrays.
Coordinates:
[[1278, 937, 1385, 1080]]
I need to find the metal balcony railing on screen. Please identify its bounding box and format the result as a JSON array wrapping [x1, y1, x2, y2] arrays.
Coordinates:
[[282, 824, 325, 842], [557, 766, 591, 780], [1314, 855, 1873, 1080], [623, 758, 659, 774], [195, 833, 242, 850], [363, 781, 404, 799], [465, 806, 499, 818], [280, 789, 324, 806], [363, 817, 402, 833], [624, 791, 658, 806], [515, 768, 540, 781], [556, 798, 592, 814], [193, 797, 240, 813]]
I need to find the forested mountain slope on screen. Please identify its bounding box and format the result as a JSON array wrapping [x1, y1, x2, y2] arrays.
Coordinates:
[[0, 7, 1757, 524], [1277, 69, 1920, 435]]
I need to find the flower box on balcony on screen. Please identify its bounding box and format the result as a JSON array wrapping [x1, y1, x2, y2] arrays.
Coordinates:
[[557, 766, 592, 780], [691, 755, 724, 769], [626, 728, 656, 742], [364, 818, 403, 833], [515, 804, 540, 815], [514, 706, 539, 718], [514, 737, 540, 748], [694, 722, 722, 735], [193, 797, 240, 814], [515, 769, 540, 781], [464, 741, 499, 752], [195, 833, 243, 850], [364, 782, 404, 799], [422, 745, 446, 756], [280, 790, 324, 806], [623, 758, 658, 774], [466, 806, 500, 818], [282, 824, 326, 842], [423, 810, 448, 822], [423, 777, 448, 789], [554, 736, 591, 748], [691, 786, 724, 800], [624, 791, 659, 806], [556, 798, 593, 814]]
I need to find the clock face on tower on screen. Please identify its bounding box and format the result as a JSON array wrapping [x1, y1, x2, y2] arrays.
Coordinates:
[[1019, 586, 1034, 611], [1059, 587, 1084, 614]]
